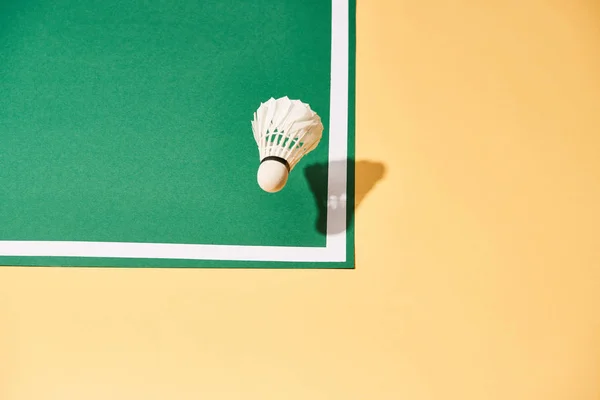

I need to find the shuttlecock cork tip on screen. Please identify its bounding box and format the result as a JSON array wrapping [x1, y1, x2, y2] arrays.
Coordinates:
[[257, 158, 289, 193]]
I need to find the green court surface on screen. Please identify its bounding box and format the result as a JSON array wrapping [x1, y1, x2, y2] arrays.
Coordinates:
[[0, 0, 355, 268]]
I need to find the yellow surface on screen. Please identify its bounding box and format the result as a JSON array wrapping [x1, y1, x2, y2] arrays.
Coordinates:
[[2, 1, 600, 398]]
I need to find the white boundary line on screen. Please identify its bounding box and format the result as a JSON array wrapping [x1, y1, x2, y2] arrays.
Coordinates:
[[0, 0, 349, 263]]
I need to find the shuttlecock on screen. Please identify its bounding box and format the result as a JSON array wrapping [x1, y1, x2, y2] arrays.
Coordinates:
[[251, 96, 324, 193]]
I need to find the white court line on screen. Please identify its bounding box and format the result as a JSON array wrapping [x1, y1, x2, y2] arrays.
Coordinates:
[[0, 0, 350, 263]]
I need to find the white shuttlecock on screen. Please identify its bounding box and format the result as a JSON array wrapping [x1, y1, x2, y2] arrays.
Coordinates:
[[251, 96, 324, 193]]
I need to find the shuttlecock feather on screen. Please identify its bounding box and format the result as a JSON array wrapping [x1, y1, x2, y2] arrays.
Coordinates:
[[251, 96, 324, 193]]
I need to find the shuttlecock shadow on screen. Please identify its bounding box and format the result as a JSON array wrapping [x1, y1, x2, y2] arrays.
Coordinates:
[[304, 159, 386, 235]]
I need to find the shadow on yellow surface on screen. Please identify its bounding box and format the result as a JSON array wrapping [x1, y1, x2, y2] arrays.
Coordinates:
[[304, 159, 386, 235]]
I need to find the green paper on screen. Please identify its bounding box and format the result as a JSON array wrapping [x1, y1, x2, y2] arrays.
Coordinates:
[[0, 0, 356, 268]]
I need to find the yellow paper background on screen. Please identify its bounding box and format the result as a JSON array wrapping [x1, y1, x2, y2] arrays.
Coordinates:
[[1, 1, 600, 398]]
